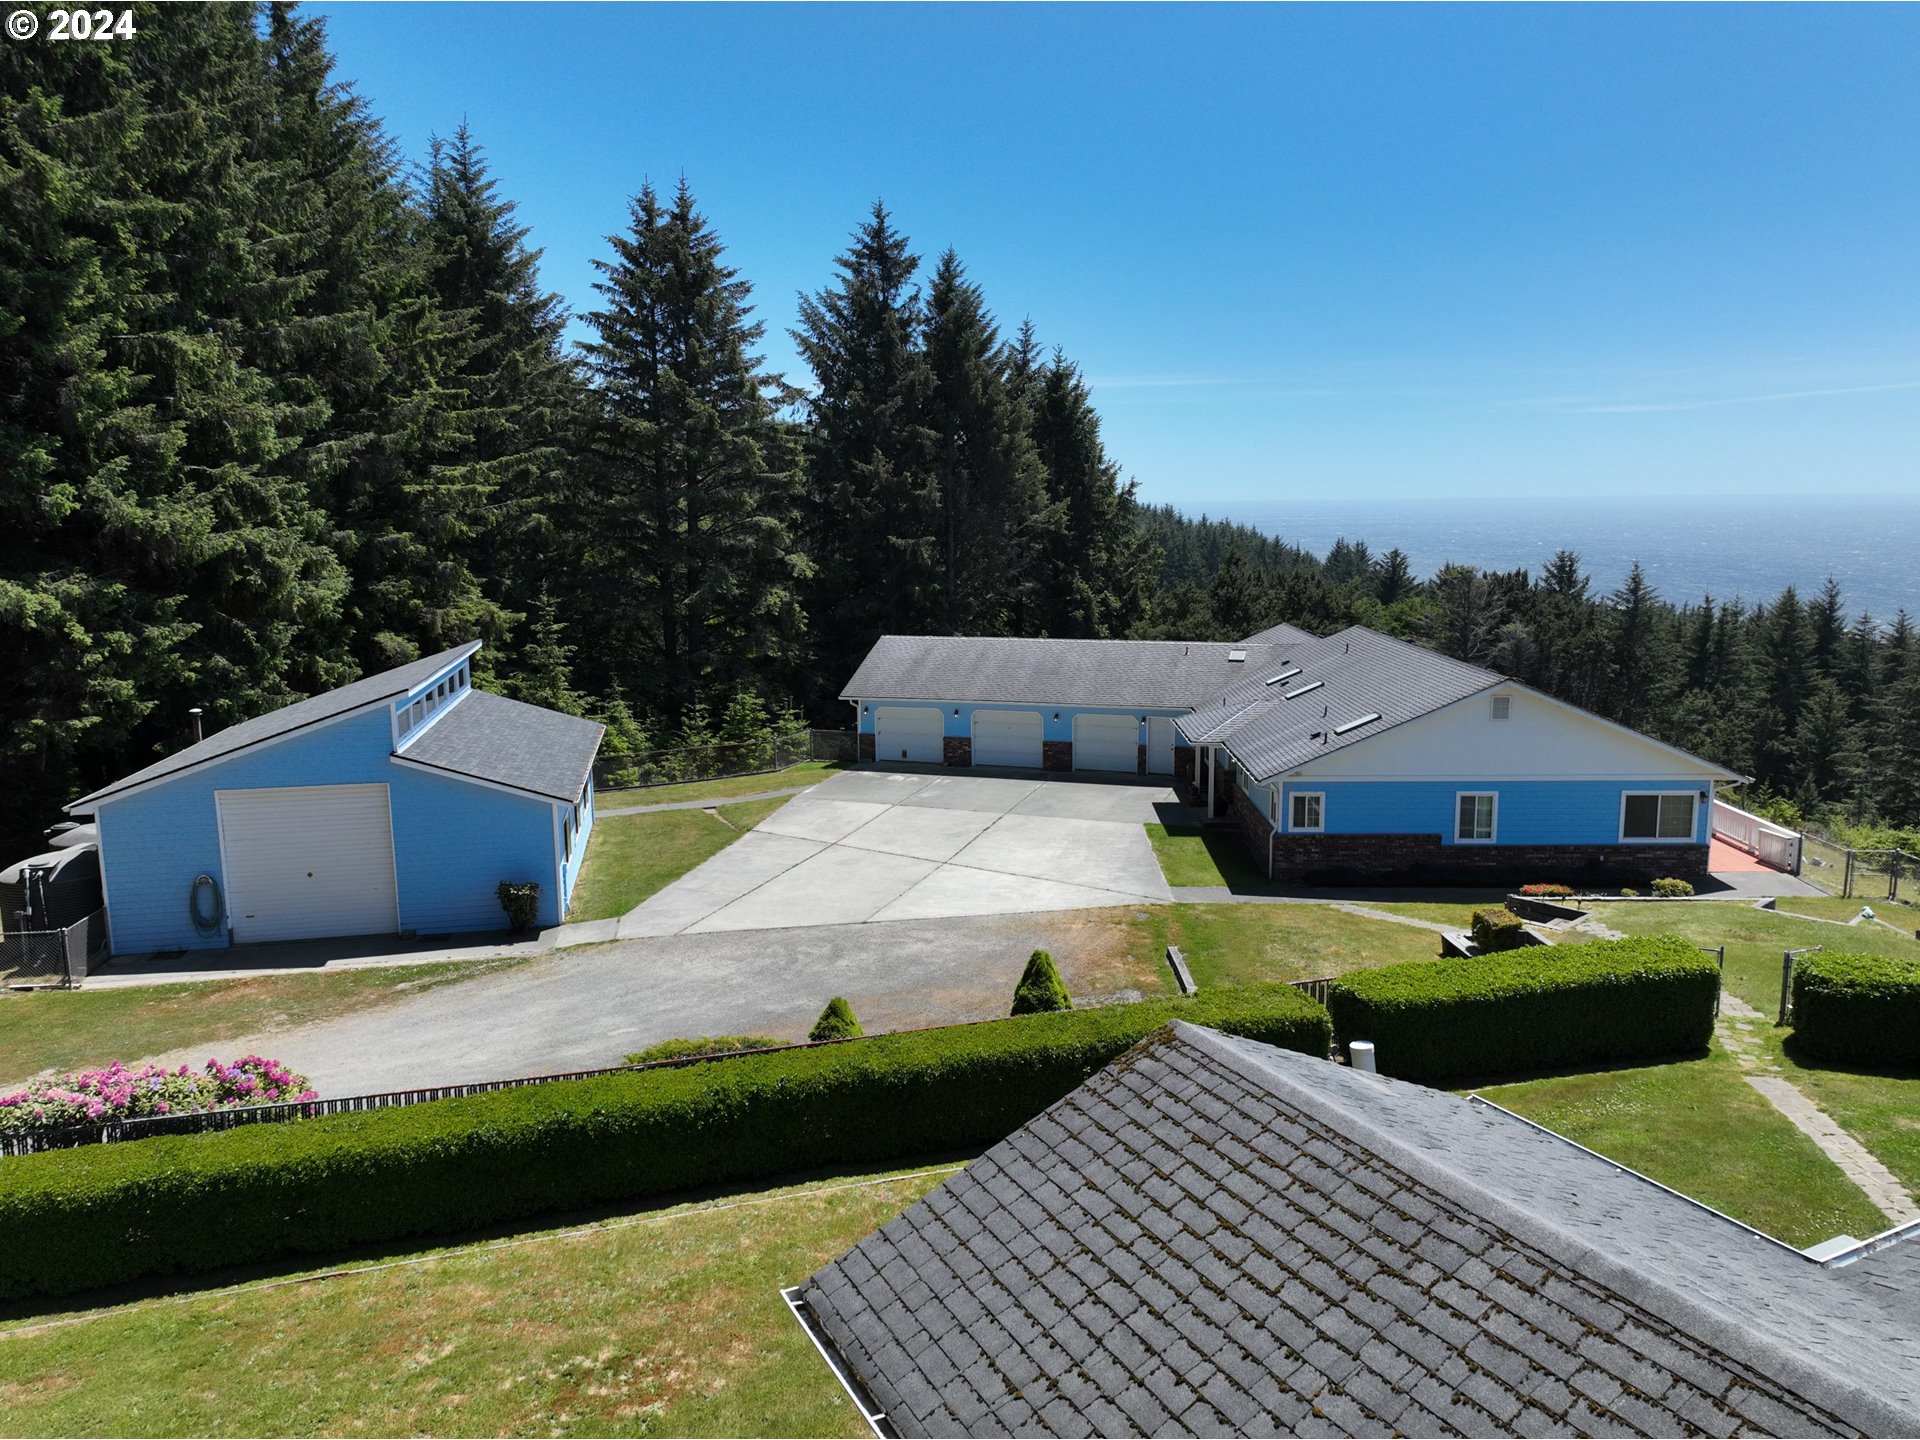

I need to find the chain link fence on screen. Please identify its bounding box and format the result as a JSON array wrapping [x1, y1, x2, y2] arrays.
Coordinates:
[[594, 729, 855, 793], [0, 907, 109, 989]]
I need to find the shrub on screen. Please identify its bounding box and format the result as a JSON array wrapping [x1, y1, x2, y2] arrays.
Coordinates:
[[1518, 883, 1576, 898], [809, 997, 862, 1041], [623, 1036, 785, 1065], [1620, 887, 1639, 897], [1326, 935, 1718, 1084], [0, 985, 1328, 1301], [1470, 907, 1529, 953], [496, 881, 541, 932], [1011, 950, 1072, 1016], [0, 1058, 314, 1135], [1651, 877, 1695, 898], [1791, 952, 1920, 1065]]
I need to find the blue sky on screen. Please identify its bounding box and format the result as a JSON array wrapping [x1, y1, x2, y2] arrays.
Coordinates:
[[312, 2, 1920, 507]]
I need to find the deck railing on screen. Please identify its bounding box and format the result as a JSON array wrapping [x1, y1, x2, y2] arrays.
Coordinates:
[[1710, 799, 1802, 874]]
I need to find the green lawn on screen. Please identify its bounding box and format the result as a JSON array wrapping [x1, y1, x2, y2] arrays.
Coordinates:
[[599, 762, 841, 809], [1474, 1045, 1890, 1249], [0, 958, 529, 1089], [0, 1163, 951, 1438], [1773, 894, 1918, 926], [1593, 899, 1920, 1016], [1126, 902, 1441, 989], [1143, 823, 1267, 888], [1363, 901, 1499, 930], [568, 798, 791, 923]]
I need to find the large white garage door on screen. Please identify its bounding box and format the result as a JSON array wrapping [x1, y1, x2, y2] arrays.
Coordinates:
[[971, 710, 1043, 768], [216, 784, 399, 944], [873, 706, 944, 763], [1074, 714, 1140, 772]]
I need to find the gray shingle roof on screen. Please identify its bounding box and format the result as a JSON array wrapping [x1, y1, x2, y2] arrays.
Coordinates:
[[1179, 626, 1508, 780], [1240, 621, 1319, 647], [70, 643, 483, 810], [799, 1022, 1920, 1438], [841, 635, 1279, 711], [395, 689, 603, 803]]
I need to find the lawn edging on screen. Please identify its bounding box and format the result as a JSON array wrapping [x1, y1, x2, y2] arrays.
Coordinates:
[[0, 985, 1328, 1301], [1326, 934, 1718, 1083]]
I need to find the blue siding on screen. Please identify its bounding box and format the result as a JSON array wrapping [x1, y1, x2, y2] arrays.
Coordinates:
[[1276, 779, 1710, 847], [558, 774, 594, 914], [855, 700, 1189, 741], [96, 706, 561, 955]]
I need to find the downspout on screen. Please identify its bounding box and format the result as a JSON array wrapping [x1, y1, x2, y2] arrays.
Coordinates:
[[1207, 746, 1217, 821]]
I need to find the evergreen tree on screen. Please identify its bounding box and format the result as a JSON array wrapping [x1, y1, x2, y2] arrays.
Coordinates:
[[505, 587, 589, 717], [793, 202, 937, 694], [1373, 548, 1418, 605], [578, 179, 807, 720], [1606, 563, 1670, 731]]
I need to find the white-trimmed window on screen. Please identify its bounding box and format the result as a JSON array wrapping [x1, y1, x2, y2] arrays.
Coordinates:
[[1621, 792, 1698, 842], [1289, 792, 1325, 833], [1456, 792, 1498, 843]]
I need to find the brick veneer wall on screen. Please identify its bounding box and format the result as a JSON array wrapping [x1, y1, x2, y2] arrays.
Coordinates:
[[1174, 746, 1195, 786], [858, 733, 876, 762], [1227, 780, 1274, 879], [943, 736, 972, 767], [1136, 744, 1148, 776], [1042, 740, 1073, 772]]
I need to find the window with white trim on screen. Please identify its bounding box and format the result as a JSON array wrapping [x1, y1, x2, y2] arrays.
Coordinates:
[[1456, 792, 1497, 843], [1289, 792, 1324, 833], [1622, 792, 1697, 841]]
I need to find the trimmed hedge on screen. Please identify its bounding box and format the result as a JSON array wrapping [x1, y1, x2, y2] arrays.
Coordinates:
[[0, 985, 1328, 1301], [1011, 950, 1072, 1015], [1469, 907, 1528, 952], [809, 997, 862, 1041], [1326, 935, 1717, 1083], [1791, 951, 1920, 1065]]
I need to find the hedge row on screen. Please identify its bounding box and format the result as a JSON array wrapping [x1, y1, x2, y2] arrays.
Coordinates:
[[0, 985, 1329, 1301], [1326, 935, 1718, 1083], [1791, 951, 1920, 1065]]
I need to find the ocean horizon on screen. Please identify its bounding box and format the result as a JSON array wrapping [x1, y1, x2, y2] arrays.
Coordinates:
[[1198, 494, 1920, 623]]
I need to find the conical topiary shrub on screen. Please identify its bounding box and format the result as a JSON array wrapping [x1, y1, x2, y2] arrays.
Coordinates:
[[809, 996, 863, 1041], [1011, 949, 1073, 1016]]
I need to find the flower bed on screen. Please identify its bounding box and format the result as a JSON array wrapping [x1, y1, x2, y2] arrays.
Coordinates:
[[0, 1057, 315, 1134]]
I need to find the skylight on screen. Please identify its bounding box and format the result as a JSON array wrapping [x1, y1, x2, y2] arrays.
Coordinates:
[[1281, 680, 1324, 700], [1263, 667, 1303, 686], [1332, 712, 1382, 734], [1227, 648, 1247, 662]]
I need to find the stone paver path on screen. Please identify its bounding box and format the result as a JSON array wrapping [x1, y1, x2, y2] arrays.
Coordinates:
[[1716, 991, 1919, 1228]]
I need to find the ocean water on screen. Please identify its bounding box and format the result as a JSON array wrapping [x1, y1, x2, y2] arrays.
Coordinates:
[[1212, 495, 1920, 622]]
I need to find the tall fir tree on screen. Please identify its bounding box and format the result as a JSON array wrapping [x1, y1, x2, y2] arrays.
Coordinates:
[[577, 179, 806, 720]]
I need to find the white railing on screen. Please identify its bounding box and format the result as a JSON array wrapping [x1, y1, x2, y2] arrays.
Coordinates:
[[1711, 799, 1802, 875]]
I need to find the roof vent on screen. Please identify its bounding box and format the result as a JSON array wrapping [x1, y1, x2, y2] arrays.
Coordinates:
[[1227, 649, 1247, 663], [1490, 695, 1512, 721], [1332, 712, 1383, 735], [1281, 680, 1325, 700], [1263, 667, 1303, 686]]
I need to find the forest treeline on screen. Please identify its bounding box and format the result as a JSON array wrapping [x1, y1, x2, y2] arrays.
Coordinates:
[[3, 4, 1915, 862]]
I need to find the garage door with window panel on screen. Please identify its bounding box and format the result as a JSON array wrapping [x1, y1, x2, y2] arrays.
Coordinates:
[[971, 710, 1043, 768], [1074, 713, 1139, 772], [215, 784, 399, 944], [874, 706, 945, 763]]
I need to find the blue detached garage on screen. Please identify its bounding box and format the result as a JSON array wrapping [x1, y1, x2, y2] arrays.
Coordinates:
[[65, 643, 603, 956]]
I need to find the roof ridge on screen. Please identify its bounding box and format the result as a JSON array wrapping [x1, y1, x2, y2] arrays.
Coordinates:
[[1170, 1023, 1920, 1437]]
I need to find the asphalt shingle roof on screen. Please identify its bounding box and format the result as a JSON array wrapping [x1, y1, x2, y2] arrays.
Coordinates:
[[799, 1022, 1920, 1438], [1240, 621, 1319, 647], [1178, 626, 1507, 780], [70, 643, 483, 810], [840, 635, 1280, 711], [396, 689, 602, 803]]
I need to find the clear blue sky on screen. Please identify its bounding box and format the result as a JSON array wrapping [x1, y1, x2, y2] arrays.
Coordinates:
[[311, 2, 1920, 507]]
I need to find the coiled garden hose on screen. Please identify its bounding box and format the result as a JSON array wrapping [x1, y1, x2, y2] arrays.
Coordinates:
[[189, 873, 224, 935]]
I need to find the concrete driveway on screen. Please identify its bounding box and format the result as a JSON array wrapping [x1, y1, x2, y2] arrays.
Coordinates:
[[617, 769, 1179, 936]]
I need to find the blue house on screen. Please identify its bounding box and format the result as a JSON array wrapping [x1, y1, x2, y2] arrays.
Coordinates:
[[67, 643, 603, 955], [843, 624, 1737, 886]]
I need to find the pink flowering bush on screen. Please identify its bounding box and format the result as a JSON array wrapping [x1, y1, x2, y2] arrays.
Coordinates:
[[0, 1056, 316, 1134]]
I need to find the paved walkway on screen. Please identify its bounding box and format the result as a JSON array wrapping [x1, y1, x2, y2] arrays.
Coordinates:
[[596, 784, 817, 818], [1716, 991, 1919, 1228]]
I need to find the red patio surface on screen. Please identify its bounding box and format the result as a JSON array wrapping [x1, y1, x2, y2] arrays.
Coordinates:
[[1709, 836, 1776, 873]]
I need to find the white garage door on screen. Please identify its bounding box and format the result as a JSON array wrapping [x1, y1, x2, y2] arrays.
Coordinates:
[[1074, 714, 1140, 772], [971, 710, 1043, 768], [215, 784, 399, 944], [873, 706, 944, 763]]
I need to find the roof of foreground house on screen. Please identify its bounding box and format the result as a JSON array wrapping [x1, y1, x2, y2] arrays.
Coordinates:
[[841, 635, 1280, 711], [1178, 625, 1506, 778], [797, 1022, 1920, 1439]]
